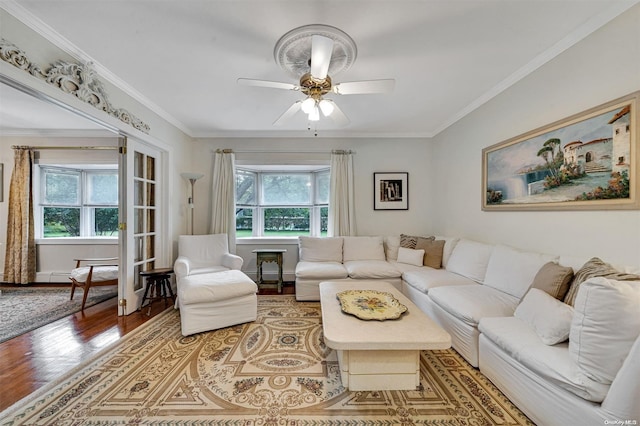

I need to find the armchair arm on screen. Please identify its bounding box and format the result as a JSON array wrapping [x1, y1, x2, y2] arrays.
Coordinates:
[[222, 253, 244, 271], [174, 256, 192, 278]]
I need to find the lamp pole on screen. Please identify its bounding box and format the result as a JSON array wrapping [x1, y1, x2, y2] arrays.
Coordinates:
[[181, 173, 204, 235]]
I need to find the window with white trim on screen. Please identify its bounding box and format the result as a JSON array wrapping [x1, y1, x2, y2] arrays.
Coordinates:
[[235, 167, 329, 238], [39, 165, 118, 238]]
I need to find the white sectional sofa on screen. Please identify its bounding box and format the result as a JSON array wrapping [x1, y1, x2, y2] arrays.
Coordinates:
[[295, 235, 640, 425]]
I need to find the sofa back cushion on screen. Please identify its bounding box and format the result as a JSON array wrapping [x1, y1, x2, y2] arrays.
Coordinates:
[[445, 239, 493, 282], [569, 277, 640, 384], [298, 236, 343, 262], [384, 235, 401, 261], [483, 244, 558, 299], [343, 236, 386, 261], [435, 236, 460, 268]]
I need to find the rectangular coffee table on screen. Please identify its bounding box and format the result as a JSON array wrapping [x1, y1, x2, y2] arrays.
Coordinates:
[[320, 280, 451, 391]]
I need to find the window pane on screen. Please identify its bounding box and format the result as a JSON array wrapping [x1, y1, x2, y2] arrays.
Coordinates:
[[262, 174, 311, 205], [236, 207, 253, 237], [320, 206, 328, 236], [87, 172, 118, 205], [93, 207, 119, 236], [316, 171, 330, 204], [43, 170, 79, 205], [263, 208, 309, 236], [236, 170, 256, 205], [43, 207, 80, 237]]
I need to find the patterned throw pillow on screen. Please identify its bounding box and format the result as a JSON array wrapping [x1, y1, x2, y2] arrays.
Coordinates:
[[400, 233, 434, 249], [563, 257, 640, 306]]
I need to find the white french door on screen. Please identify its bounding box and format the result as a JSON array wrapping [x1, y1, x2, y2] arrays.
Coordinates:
[[118, 136, 166, 316]]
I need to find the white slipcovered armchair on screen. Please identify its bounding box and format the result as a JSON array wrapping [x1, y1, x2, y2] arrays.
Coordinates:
[[174, 234, 257, 336], [174, 233, 243, 279]]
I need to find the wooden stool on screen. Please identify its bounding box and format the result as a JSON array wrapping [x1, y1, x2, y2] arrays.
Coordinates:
[[140, 268, 175, 315]]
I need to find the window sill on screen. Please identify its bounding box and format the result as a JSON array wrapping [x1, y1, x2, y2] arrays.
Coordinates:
[[236, 237, 300, 245], [36, 238, 118, 245]]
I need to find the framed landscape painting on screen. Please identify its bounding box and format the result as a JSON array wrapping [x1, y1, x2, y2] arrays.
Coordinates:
[[482, 91, 639, 211], [374, 172, 408, 210]]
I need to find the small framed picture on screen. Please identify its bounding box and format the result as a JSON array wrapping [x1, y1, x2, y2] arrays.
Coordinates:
[[374, 172, 408, 210]]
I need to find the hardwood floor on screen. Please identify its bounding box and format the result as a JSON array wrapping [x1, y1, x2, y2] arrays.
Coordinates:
[[0, 282, 295, 412]]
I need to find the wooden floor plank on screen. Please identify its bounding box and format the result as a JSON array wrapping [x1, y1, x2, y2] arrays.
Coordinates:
[[0, 282, 294, 412]]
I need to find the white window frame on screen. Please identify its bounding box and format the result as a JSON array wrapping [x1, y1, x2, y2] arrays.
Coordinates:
[[37, 165, 118, 240], [236, 166, 329, 239]]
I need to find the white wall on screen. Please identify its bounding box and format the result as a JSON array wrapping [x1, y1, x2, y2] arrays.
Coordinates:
[[190, 137, 433, 279], [431, 4, 640, 266]]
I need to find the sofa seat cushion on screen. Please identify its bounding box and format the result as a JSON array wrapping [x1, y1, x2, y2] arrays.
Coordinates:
[[479, 316, 610, 402], [295, 261, 348, 280], [428, 285, 519, 327], [402, 268, 477, 294], [344, 260, 401, 279], [178, 270, 257, 305]]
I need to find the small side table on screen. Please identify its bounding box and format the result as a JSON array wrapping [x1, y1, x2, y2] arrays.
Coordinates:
[[139, 267, 175, 315], [252, 249, 287, 293]]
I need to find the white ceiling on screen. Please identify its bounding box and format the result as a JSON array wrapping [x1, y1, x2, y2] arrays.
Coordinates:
[[2, 0, 637, 138]]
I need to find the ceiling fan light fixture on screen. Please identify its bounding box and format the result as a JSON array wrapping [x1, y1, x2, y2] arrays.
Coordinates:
[[301, 97, 316, 114], [319, 99, 334, 116], [308, 105, 320, 121]]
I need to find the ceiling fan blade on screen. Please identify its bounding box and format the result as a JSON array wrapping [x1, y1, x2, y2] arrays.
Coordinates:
[[237, 78, 299, 91], [310, 35, 333, 80], [325, 101, 350, 126], [333, 79, 395, 95], [273, 101, 302, 126]]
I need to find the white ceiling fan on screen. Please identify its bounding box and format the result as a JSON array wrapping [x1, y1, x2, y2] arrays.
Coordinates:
[[237, 24, 395, 127]]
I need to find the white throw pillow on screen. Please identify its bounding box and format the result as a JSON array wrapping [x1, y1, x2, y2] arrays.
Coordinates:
[[569, 277, 640, 384], [515, 288, 573, 345], [397, 247, 425, 266], [445, 239, 493, 282], [298, 236, 343, 262], [343, 236, 386, 261], [484, 244, 558, 299]]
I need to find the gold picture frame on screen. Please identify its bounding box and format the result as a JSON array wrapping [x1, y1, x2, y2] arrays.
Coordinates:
[[482, 91, 639, 211]]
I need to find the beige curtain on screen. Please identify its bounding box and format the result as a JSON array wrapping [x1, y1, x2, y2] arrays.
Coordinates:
[[328, 150, 356, 236], [210, 150, 237, 252], [4, 148, 36, 284]]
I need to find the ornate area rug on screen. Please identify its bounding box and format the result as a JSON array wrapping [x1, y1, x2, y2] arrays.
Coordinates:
[[1, 296, 533, 425], [0, 285, 118, 343]]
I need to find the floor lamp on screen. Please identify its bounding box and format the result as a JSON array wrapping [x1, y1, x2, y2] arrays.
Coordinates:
[[181, 172, 204, 235]]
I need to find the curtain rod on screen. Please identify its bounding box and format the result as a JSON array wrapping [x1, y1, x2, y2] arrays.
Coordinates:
[[214, 149, 355, 154], [12, 145, 118, 151]]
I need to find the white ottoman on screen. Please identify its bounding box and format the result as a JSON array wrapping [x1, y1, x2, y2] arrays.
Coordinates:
[[177, 269, 258, 336]]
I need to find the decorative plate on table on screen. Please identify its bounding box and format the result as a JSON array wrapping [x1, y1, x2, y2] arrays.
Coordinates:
[[336, 290, 408, 321]]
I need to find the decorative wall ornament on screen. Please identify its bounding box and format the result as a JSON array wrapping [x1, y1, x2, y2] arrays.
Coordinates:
[[0, 38, 150, 133]]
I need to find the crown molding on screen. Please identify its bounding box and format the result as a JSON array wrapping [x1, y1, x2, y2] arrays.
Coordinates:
[[1, 0, 193, 137]]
